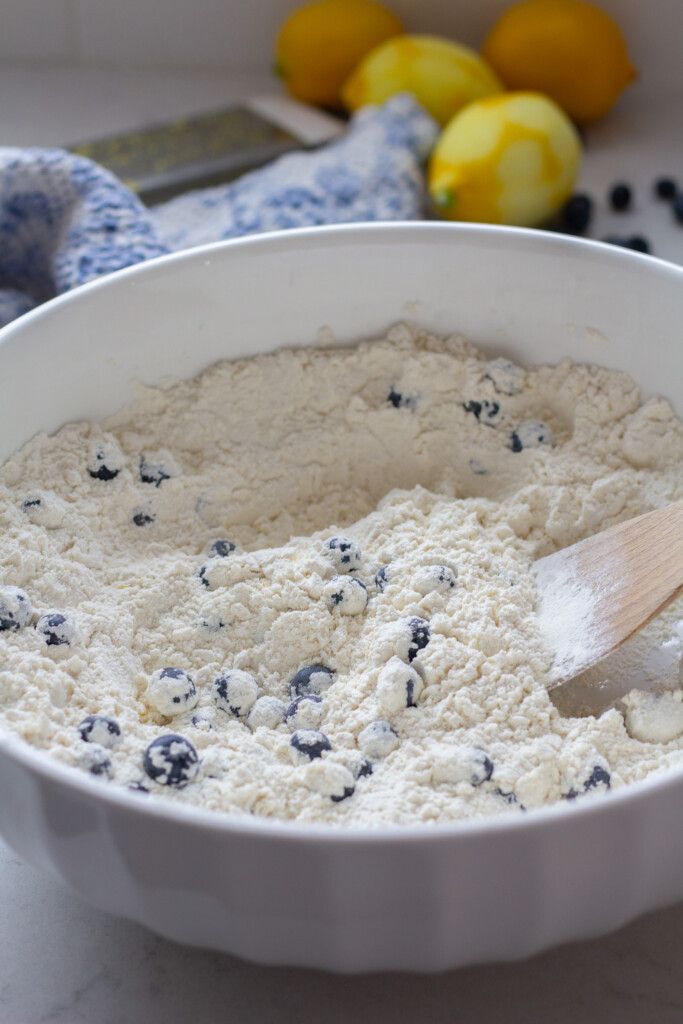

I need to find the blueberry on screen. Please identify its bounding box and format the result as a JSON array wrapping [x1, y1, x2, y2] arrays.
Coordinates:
[[375, 565, 391, 592], [212, 670, 259, 717], [413, 564, 457, 596], [132, 509, 155, 527], [148, 667, 198, 717], [468, 458, 488, 476], [78, 714, 121, 749], [289, 664, 334, 698], [508, 420, 553, 452], [207, 539, 236, 558], [284, 694, 324, 731], [79, 744, 113, 778], [584, 764, 611, 791], [559, 193, 592, 234], [484, 357, 524, 396], [247, 695, 287, 730], [674, 193, 683, 224], [303, 760, 355, 800], [355, 757, 373, 779], [654, 177, 678, 200], [36, 611, 77, 647], [463, 399, 502, 427], [139, 459, 172, 487], [143, 734, 199, 787], [0, 586, 33, 631], [387, 387, 417, 410], [289, 728, 332, 764], [432, 747, 494, 786], [87, 440, 124, 481], [331, 784, 356, 803], [323, 575, 368, 615], [21, 497, 41, 511], [324, 536, 362, 573], [495, 788, 519, 806], [198, 565, 211, 588], [21, 494, 65, 528], [626, 235, 651, 253], [609, 183, 632, 211], [407, 616, 431, 662], [358, 720, 399, 759], [376, 657, 423, 714]]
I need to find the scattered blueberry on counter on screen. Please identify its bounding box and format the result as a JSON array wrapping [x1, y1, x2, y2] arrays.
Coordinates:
[[324, 536, 362, 573], [143, 734, 199, 787], [358, 720, 399, 759], [673, 193, 683, 225], [462, 399, 503, 427], [654, 177, 677, 200], [36, 611, 77, 647], [284, 694, 324, 731], [87, 440, 124, 481], [289, 729, 332, 764], [508, 420, 553, 453], [559, 193, 593, 234], [0, 586, 33, 631], [609, 182, 632, 211], [247, 696, 287, 730], [206, 538, 236, 558], [148, 667, 198, 716], [323, 575, 368, 615], [78, 714, 121, 748], [212, 670, 259, 717], [289, 664, 335, 698]]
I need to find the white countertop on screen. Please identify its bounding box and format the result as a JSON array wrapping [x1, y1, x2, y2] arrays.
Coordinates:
[[1, 63, 682, 1022]]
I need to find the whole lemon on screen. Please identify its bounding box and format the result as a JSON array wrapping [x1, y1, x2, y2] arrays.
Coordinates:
[[342, 34, 504, 126], [482, 0, 635, 123], [275, 0, 403, 109], [428, 92, 582, 227]]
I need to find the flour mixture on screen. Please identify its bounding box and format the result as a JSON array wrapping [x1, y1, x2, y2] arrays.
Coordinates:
[[1, 324, 681, 825]]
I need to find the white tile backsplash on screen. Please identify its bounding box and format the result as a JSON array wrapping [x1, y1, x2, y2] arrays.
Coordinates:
[[0, 0, 73, 61], [1, 0, 682, 95]]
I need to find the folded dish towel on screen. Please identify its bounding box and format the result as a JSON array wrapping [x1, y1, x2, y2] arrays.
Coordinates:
[[0, 95, 438, 329]]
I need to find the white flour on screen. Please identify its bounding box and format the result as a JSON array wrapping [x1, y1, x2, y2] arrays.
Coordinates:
[[0, 324, 682, 826]]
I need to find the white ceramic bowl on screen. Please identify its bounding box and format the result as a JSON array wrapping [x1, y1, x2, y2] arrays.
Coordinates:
[[1, 223, 682, 973]]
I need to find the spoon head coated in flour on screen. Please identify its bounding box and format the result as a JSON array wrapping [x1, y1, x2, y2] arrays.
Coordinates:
[[533, 500, 683, 688]]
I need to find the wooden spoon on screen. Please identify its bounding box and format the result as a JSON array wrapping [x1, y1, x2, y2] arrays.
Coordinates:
[[533, 501, 683, 688]]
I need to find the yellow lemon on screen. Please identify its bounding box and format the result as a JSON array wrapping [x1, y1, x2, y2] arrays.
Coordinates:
[[482, 0, 635, 123], [428, 92, 581, 227], [275, 0, 403, 109], [342, 34, 504, 126]]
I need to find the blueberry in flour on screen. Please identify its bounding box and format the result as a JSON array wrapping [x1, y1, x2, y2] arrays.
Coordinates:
[[584, 764, 611, 791], [78, 714, 121, 749], [139, 458, 173, 487], [407, 616, 431, 662], [432, 747, 494, 786], [323, 575, 368, 615], [509, 420, 554, 452], [212, 670, 259, 717], [87, 440, 124, 481], [289, 664, 335, 698], [36, 611, 77, 647], [375, 565, 391, 592], [207, 539, 236, 558], [324, 536, 362, 573], [463, 399, 503, 427], [358, 720, 399, 759], [376, 657, 423, 714], [355, 757, 373, 778], [387, 387, 417, 410], [79, 744, 113, 778], [132, 509, 155, 527], [0, 586, 33, 631], [412, 564, 457, 596], [285, 694, 324, 731], [148, 667, 198, 717], [247, 695, 287, 730], [143, 734, 199, 787], [289, 729, 332, 764], [485, 357, 524, 396]]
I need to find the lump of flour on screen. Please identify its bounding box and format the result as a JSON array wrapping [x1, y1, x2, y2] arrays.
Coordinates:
[[0, 323, 682, 827]]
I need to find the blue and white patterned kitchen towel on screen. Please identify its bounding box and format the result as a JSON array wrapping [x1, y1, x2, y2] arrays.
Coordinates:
[[0, 95, 438, 329]]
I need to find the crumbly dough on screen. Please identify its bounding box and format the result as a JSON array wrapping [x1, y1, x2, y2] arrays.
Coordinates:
[[0, 324, 682, 826]]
